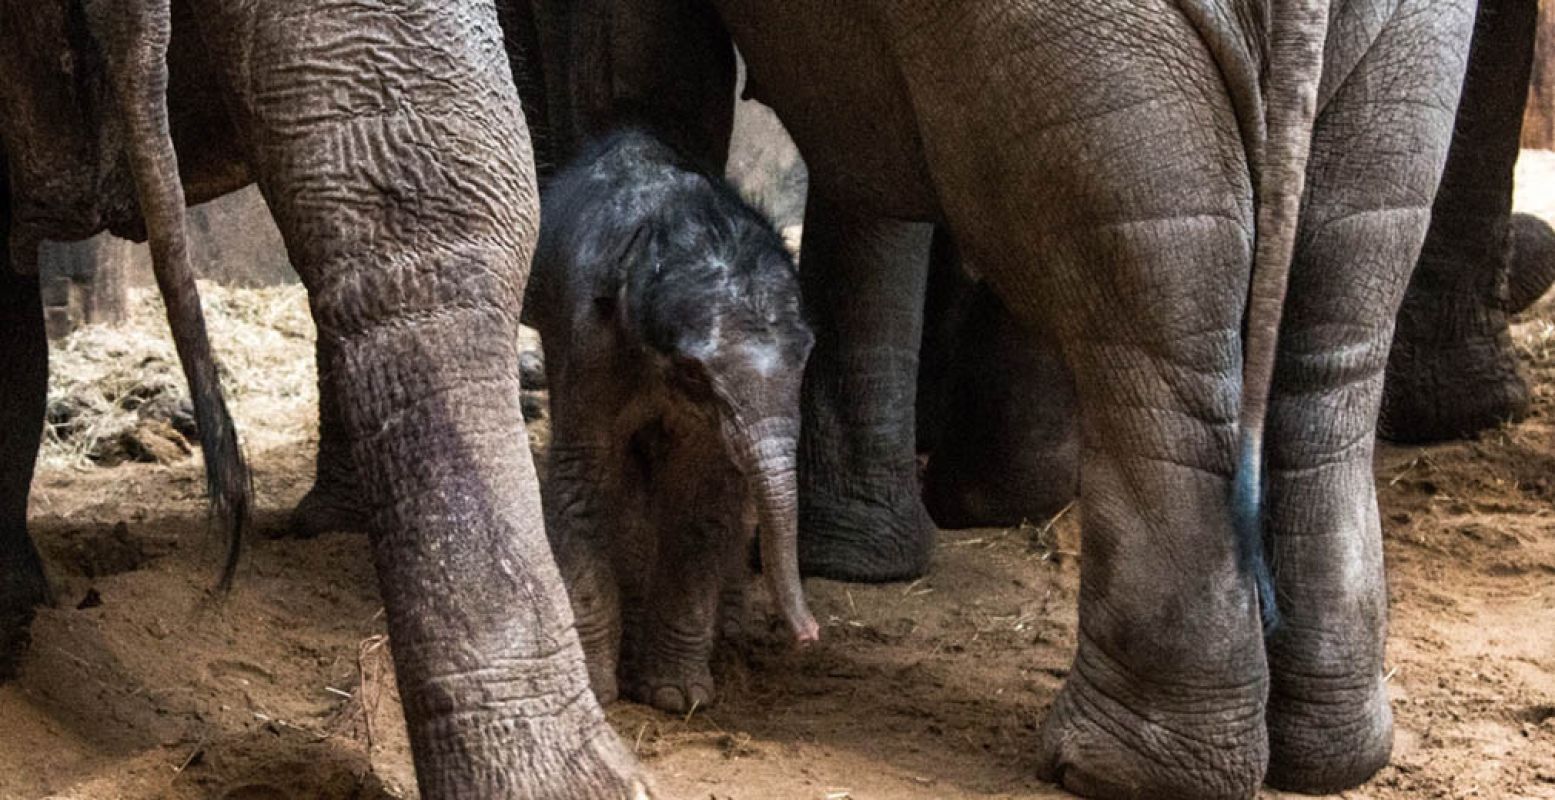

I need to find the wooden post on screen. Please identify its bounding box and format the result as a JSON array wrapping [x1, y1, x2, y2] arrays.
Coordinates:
[[37, 233, 132, 339], [1524, 0, 1555, 150]]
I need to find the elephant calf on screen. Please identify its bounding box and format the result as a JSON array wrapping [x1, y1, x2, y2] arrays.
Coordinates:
[[525, 129, 817, 713]]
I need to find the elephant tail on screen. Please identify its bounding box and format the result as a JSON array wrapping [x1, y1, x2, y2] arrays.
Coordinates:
[[1234, 1, 1331, 633], [88, 0, 251, 591]]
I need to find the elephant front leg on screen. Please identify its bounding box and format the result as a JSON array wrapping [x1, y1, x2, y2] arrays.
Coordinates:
[[619, 447, 742, 714], [623, 514, 730, 714], [1380, 0, 1537, 443], [287, 335, 368, 538], [544, 437, 630, 706], [193, 1, 653, 796], [1265, 1, 1473, 791], [797, 194, 935, 582], [0, 269, 51, 679]]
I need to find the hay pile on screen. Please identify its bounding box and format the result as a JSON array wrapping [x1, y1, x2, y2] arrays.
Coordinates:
[[42, 282, 317, 469]]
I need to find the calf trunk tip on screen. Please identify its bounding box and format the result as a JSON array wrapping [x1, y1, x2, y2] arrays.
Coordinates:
[[791, 612, 820, 646]]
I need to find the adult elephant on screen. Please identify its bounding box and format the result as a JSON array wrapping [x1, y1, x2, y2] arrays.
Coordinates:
[[1382, 0, 1555, 442], [542, 0, 1473, 796], [923, 0, 1554, 528], [0, 1, 649, 797]]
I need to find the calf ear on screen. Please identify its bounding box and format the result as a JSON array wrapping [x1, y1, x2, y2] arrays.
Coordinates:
[[591, 223, 653, 321]]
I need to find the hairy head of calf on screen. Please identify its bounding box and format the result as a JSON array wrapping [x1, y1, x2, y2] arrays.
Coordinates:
[[535, 128, 818, 643], [543, 128, 812, 418]]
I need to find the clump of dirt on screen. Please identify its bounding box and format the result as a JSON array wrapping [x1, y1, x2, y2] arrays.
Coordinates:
[[42, 283, 317, 470]]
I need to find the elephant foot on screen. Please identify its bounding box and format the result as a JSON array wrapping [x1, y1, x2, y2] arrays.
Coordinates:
[[285, 475, 368, 538], [798, 489, 935, 582], [626, 659, 716, 714], [1036, 646, 1267, 800], [1507, 212, 1555, 315], [1264, 673, 1392, 793], [0, 543, 50, 680], [535, 721, 660, 800], [1380, 331, 1529, 443]]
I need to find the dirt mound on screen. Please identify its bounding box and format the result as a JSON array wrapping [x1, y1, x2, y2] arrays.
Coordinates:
[[41, 283, 316, 470]]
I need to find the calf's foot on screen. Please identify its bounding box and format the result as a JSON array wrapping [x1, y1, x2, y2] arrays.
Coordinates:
[[625, 657, 717, 714]]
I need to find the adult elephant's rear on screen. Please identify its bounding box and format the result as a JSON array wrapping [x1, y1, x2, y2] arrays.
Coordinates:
[[0, 1, 648, 796], [556, 0, 1474, 796]]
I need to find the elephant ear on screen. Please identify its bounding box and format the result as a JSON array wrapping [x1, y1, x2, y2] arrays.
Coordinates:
[[591, 222, 652, 325], [83, 0, 251, 591]]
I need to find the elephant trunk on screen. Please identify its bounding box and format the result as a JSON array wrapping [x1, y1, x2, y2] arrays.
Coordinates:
[[728, 413, 819, 645]]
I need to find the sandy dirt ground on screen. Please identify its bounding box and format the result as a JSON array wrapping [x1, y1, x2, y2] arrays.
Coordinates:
[[4, 154, 1555, 799]]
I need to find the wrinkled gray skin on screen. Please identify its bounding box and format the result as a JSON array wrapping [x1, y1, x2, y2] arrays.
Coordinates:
[[525, 128, 817, 714], [1382, 0, 1555, 443], [0, 1, 654, 797], [542, 0, 1474, 796], [919, 0, 1555, 519]]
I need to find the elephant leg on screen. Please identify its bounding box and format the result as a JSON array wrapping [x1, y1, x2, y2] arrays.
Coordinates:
[[287, 335, 368, 537], [911, 12, 1271, 795], [624, 504, 734, 714], [617, 429, 742, 713], [1263, 2, 1473, 792], [1023, 231, 1267, 800], [1380, 0, 1536, 443], [716, 502, 755, 643], [922, 282, 1078, 529], [0, 269, 51, 680], [192, 1, 650, 796], [797, 193, 935, 582], [545, 435, 627, 706]]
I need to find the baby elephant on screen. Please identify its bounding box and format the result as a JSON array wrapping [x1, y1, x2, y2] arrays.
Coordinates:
[[525, 129, 818, 713]]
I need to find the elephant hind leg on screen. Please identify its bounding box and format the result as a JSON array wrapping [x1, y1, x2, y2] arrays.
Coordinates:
[[1023, 219, 1269, 800], [1265, 0, 1475, 792], [285, 336, 368, 539], [1, 269, 52, 680], [1380, 0, 1536, 444]]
